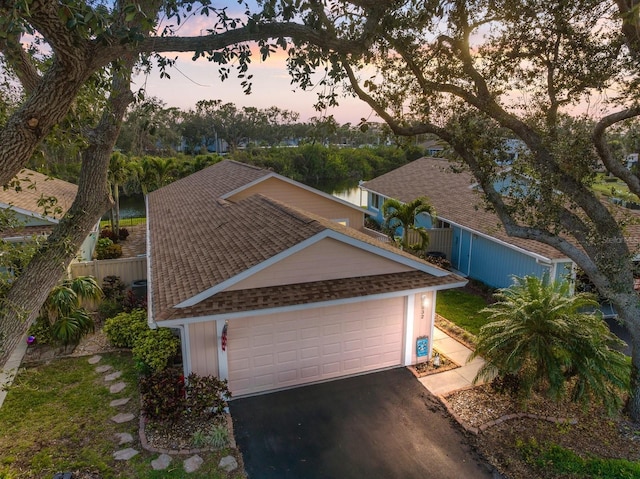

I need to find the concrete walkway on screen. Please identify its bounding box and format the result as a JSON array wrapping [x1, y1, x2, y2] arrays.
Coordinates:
[[418, 327, 485, 396]]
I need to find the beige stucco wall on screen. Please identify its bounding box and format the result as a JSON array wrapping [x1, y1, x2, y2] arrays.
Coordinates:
[[188, 321, 219, 377], [226, 237, 413, 291], [228, 177, 364, 229]]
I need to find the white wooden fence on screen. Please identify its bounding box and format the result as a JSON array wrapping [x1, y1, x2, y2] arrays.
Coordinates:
[[69, 256, 147, 286]]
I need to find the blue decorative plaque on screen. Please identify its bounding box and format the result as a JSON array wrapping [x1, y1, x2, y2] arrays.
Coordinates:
[[416, 336, 429, 357]]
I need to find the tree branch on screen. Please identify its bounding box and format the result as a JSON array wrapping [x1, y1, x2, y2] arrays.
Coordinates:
[[593, 106, 640, 197], [0, 32, 41, 93]]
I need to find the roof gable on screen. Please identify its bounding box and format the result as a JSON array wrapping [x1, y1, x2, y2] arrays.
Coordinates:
[[361, 157, 567, 260], [147, 160, 465, 323], [224, 236, 414, 291], [223, 172, 364, 214]]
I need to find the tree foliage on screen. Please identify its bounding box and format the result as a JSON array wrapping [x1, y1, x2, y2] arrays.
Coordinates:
[[470, 275, 630, 414], [382, 197, 435, 251]]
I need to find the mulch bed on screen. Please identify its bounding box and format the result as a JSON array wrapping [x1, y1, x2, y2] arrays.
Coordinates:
[[407, 350, 459, 377]]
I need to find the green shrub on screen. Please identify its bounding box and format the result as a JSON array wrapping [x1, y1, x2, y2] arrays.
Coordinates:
[[101, 275, 127, 302], [95, 238, 122, 260], [132, 328, 180, 372], [50, 309, 94, 345], [97, 298, 124, 321], [103, 309, 148, 348]]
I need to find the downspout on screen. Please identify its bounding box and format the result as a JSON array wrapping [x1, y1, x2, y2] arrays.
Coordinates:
[[145, 194, 157, 330]]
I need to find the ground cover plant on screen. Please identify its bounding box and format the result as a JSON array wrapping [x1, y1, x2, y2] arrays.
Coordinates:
[[0, 352, 243, 478]]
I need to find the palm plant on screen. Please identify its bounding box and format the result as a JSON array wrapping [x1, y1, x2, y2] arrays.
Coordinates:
[[470, 275, 630, 413], [381, 197, 435, 251], [108, 152, 134, 236], [40, 276, 103, 345]]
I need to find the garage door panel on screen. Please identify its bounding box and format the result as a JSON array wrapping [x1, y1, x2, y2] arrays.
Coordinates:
[[323, 323, 341, 335], [276, 330, 297, 343], [301, 327, 321, 339], [300, 346, 320, 359], [322, 362, 340, 375], [228, 297, 405, 396], [301, 365, 320, 378], [278, 370, 298, 382], [344, 339, 363, 352]]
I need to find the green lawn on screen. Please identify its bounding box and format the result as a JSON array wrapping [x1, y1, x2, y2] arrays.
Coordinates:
[[100, 217, 146, 228], [0, 352, 242, 479], [591, 174, 640, 202], [435, 288, 492, 336]]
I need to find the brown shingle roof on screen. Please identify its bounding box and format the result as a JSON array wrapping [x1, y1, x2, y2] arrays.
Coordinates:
[[361, 157, 567, 260], [148, 159, 465, 322], [0, 169, 77, 220], [159, 271, 465, 321]]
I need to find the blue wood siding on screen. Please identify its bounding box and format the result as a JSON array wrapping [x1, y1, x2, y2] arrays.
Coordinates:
[[451, 228, 472, 275], [467, 234, 550, 289]]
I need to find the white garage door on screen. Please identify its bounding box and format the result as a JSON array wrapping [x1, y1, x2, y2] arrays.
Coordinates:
[[227, 297, 405, 396]]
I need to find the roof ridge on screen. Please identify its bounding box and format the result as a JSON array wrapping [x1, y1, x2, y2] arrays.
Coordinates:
[[249, 194, 317, 225], [227, 159, 268, 172]]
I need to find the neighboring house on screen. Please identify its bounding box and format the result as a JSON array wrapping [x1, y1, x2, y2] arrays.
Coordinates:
[[360, 157, 575, 290], [146, 159, 465, 397], [0, 169, 98, 261]]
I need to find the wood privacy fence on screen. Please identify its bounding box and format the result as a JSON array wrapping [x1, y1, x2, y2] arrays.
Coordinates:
[[407, 228, 453, 259], [69, 256, 147, 286]]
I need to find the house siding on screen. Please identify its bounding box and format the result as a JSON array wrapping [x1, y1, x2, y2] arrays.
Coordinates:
[[229, 177, 364, 229], [227, 237, 413, 291], [189, 322, 219, 377], [454, 230, 551, 289]]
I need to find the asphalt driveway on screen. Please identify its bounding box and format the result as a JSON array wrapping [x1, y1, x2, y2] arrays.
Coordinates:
[[229, 367, 495, 479]]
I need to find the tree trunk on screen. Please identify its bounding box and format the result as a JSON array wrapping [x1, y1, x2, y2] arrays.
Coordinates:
[[0, 63, 134, 366], [612, 294, 640, 420], [0, 62, 91, 186]]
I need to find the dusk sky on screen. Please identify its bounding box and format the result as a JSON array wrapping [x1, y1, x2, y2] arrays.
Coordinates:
[[133, 1, 377, 125], [136, 51, 377, 124]]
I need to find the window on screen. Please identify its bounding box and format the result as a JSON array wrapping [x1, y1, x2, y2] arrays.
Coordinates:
[[371, 193, 383, 210]]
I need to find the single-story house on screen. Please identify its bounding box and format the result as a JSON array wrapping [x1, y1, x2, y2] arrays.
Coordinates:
[[0, 169, 98, 261], [360, 157, 575, 289], [146, 160, 465, 397]]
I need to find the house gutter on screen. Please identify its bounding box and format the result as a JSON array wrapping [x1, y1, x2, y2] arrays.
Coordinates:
[[145, 195, 157, 330], [154, 281, 468, 328]]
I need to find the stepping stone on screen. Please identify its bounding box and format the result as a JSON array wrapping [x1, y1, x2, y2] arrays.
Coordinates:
[[110, 397, 131, 407], [88, 355, 102, 364], [219, 455, 238, 473], [111, 412, 135, 424], [104, 371, 122, 382], [113, 448, 138, 461], [95, 365, 113, 373], [114, 432, 133, 445], [183, 455, 203, 473], [151, 453, 172, 471], [109, 382, 126, 394]]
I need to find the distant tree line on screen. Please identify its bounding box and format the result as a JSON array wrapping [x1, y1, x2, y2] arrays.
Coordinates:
[[27, 97, 430, 191]]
